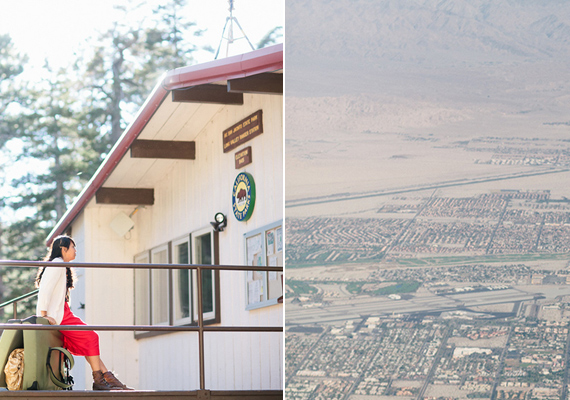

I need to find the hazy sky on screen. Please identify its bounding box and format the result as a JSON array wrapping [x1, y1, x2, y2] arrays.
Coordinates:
[[0, 0, 283, 69]]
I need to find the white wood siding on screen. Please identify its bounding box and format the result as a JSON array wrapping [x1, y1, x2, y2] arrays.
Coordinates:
[[73, 93, 283, 390], [77, 204, 141, 389]]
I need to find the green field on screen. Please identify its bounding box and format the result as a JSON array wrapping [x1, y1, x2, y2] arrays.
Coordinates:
[[373, 281, 421, 296], [287, 252, 570, 270], [346, 282, 364, 294], [286, 256, 385, 269], [332, 280, 421, 296], [286, 280, 318, 295], [394, 253, 570, 267]]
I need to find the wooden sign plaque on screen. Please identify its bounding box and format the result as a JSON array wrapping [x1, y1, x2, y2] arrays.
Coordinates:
[[223, 110, 263, 153], [235, 146, 253, 169]]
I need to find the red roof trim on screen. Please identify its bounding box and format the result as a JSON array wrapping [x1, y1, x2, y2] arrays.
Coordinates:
[[164, 44, 283, 90], [46, 44, 283, 246]]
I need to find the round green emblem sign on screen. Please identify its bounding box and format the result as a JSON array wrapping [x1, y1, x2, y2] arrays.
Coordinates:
[[232, 172, 256, 221]]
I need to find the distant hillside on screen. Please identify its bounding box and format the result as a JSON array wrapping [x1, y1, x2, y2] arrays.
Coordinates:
[[286, 0, 570, 67], [285, 0, 570, 120]]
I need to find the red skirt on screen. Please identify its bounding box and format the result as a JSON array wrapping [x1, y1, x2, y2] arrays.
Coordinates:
[[60, 303, 100, 356]]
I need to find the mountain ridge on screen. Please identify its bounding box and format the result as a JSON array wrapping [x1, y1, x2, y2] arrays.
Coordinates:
[[286, 0, 570, 66]]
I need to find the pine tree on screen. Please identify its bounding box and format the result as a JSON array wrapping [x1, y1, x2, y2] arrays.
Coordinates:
[[0, 34, 32, 317], [0, 34, 28, 148], [82, 21, 145, 147], [257, 26, 283, 49], [81, 0, 205, 150], [9, 64, 85, 237], [145, 0, 205, 72], [1, 63, 90, 317]]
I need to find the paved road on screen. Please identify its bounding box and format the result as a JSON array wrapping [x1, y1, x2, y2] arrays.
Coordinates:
[[489, 327, 513, 400], [562, 328, 570, 400], [286, 168, 570, 209], [416, 327, 451, 400]]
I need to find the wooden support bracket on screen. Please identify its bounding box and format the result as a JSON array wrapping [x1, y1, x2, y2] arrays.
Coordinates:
[[227, 73, 283, 95], [131, 139, 196, 160], [172, 84, 243, 105], [96, 188, 154, 205]]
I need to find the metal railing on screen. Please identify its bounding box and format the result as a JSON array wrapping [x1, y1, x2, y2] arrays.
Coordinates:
[[0, 288, 39, 319], [0, 260, 283, 391]]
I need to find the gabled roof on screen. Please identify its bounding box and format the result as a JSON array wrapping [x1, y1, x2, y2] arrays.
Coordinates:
[[46, 44, 283, 246]]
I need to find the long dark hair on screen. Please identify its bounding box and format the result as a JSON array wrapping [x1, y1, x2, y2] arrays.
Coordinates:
[[35, 235, 77, 291]]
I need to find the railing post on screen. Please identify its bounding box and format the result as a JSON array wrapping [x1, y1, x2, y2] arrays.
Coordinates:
[[197, 266, 205, 390], [13, 302, 17, 319]]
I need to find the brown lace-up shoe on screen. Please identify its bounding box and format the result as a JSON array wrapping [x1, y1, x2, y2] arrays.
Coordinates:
[[92, 370, 113, 390], [103, 371, 134, 390]]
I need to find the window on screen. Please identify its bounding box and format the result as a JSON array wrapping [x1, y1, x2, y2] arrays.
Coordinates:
[[133, 227, 219, 337], [151, 245, 169, 326], [245, 220, 283, 310], [192, 227, 216, 321], [172, 237, 192, 325], [134, 252, 150, 325]]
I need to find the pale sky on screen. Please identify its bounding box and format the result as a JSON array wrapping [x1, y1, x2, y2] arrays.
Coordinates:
[[0, 0, 284, 70]]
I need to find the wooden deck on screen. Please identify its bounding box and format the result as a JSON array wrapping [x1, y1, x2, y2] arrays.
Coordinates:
[[0, 389, 283, 399]]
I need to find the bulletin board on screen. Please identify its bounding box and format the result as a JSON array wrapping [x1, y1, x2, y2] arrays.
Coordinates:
[[245, 221, 283, 309]]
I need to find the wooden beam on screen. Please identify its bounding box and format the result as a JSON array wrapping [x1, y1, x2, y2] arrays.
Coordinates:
[[131, 139, 196, 160], [227, 73, 283, 95], [172, 84, 243, 105], [96, 188, 154, 205]]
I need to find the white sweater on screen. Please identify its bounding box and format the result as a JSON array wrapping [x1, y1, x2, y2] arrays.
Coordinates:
[[36, 257, 67, 324]]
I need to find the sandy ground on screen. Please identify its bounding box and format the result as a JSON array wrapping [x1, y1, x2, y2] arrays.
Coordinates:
[[449, 335, 509, 348], [423, 384, 473, 399], [285, 91, 570, 218], [287, 264, 377, 281], [350, 396, 414, 400], [470, 303, 516, 313], [391, 380, 423, 388]]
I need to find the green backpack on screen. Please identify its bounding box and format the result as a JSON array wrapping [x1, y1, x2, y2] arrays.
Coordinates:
[[0, 316, 74, 390]]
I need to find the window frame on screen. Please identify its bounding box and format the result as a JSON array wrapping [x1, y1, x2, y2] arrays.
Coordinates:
[[133, 229, 220, 340], [133, 251, 151, 326], [191, 226, 217, 322], [150, 244, 170, 326], [244, 220, 283, 311], [172, 235, 193, 326]]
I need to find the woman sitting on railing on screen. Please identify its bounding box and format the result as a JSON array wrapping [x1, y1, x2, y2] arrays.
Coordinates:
[[35, 235, 133, 391]]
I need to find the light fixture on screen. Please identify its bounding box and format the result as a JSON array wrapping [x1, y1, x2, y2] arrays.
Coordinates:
[[210, 212, 227, 232]]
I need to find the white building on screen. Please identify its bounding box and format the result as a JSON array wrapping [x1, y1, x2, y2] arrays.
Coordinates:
[[46, 45, 283, 394]]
